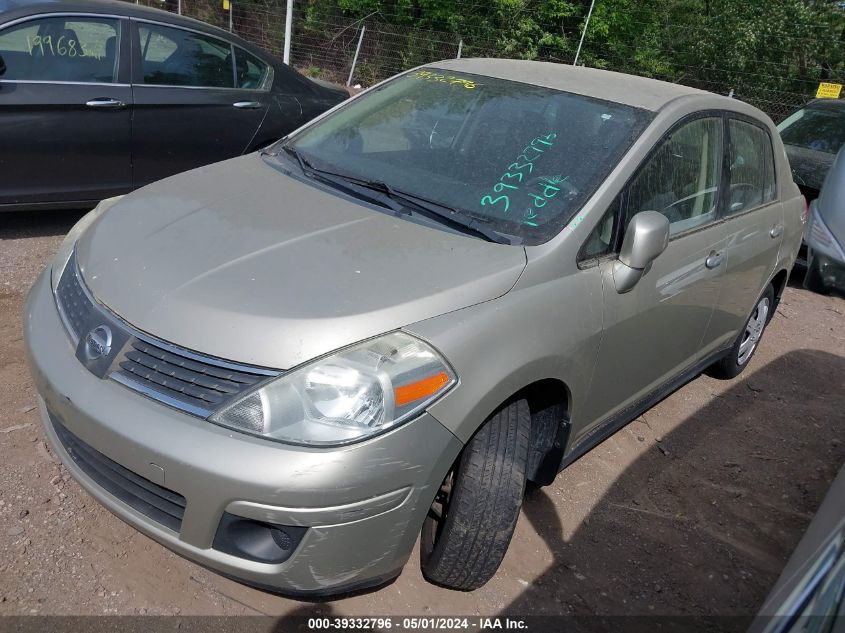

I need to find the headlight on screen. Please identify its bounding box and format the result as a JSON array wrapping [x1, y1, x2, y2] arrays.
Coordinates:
[[210, 332, 456, 446], [806, 204, 845, 261], [51, 195, 124, 292]]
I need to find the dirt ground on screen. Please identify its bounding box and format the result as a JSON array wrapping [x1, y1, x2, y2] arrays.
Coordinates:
[[1, 209, 843, 622]]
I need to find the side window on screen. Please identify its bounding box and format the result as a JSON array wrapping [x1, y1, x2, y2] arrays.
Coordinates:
[[627, 117, 723, 236], [727, 119, 776, 215], [139, 27, 177, 63], [138, 23, 233, 88], [580, 197, 621, 262], [0, 17, 121, 83], [234, 47, 271, 90]]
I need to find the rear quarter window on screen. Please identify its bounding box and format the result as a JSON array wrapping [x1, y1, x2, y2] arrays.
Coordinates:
[[234, 47, 271, 90]]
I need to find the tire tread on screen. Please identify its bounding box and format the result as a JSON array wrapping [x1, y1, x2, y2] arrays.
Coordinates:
[[421, 399, 530, 590]]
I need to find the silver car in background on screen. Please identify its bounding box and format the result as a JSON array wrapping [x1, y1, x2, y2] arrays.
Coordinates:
[[804, 146, 845, 294], [751, 465, 845, 633], [24, 59, 805, 595]]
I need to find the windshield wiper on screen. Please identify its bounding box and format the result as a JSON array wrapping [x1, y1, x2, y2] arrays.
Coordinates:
[[336, 174, 513, 244], [278, 146, 513, 245], [279, 144, 314, 173], [278, 146, 410, 217], [379, 188, 515, 245]]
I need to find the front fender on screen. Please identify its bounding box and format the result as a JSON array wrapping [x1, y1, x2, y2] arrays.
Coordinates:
[[405, 264, 604, 445]]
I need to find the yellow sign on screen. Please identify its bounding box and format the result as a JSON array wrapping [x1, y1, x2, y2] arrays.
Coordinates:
[[223, 0, 230, 9], [816, 82, 842, 99]]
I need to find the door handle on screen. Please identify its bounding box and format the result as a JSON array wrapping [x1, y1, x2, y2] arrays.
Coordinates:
[[705, 251, 723, 269], [770, 225, 784, 239], [85, 98, 126, 109], [233, 101, 262, 109]]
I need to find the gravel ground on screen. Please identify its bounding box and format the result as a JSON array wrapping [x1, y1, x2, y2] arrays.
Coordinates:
[[0, 209, 843, 621]]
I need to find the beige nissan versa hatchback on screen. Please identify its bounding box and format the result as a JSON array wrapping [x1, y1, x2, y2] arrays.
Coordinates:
[[25, 59, 805, 595]]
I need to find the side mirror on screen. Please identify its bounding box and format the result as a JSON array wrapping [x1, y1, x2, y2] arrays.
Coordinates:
[[0, 53, 6, 77], [613, 211, 670, 293]]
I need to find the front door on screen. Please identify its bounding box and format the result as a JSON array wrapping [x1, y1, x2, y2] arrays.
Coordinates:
[[0, 15, 132, 207], [579, 115, 729, 437], [130, 20, 270, 188]]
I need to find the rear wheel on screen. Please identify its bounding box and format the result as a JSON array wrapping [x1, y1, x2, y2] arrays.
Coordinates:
[[420, 399, 530, 591], [707, 284, 774, 379]]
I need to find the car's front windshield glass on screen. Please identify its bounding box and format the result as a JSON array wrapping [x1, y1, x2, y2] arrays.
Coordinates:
[[284, 67, 653, 244], [778, 106, 845, 154]]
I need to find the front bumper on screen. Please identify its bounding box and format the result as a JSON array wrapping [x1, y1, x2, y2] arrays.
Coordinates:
[[23, 268, 463, 595]]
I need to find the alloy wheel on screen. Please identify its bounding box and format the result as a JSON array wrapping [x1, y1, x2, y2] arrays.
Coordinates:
[[737, 296, 770, 365]]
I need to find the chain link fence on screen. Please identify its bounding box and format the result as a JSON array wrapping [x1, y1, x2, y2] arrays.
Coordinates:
[[290, 12, 461, 87], [128, 0, 841, 121], [132, 0, 288, 58]]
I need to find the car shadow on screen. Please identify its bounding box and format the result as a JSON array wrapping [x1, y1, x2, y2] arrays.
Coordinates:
[[271, 604, 337, 628], [500, 349, 844, 631], [0, 209, 88, 241]]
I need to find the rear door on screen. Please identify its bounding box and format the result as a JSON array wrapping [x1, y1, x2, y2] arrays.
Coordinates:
[[0, 14, 132, 207], [130, 19, 271, 188], [706, 117, 783, 349]]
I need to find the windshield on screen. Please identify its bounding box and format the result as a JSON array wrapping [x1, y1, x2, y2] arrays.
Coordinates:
[[778, 105, 845, 154], [284, 67, 652, 244]]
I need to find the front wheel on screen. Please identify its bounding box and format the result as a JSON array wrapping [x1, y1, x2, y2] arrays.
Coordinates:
[[420, 399, 530, 591], [707, 284, 775, 379]]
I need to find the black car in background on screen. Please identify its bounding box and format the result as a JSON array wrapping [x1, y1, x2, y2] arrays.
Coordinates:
[[778, 98, 845, 200], [0, 0, 348, 211]]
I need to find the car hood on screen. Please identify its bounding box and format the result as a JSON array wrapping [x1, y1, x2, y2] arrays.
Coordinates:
[[76, 155, 526, 369], [784, 144, 835, 194]]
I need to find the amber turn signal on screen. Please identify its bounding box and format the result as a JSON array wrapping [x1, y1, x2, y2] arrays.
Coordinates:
[[394, 371, 451, 407]]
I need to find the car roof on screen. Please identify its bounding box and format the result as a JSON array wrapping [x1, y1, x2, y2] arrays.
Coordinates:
[[804, 98, 845, 111], [433, 58, 733, 112], [0, 0, 265, 57]]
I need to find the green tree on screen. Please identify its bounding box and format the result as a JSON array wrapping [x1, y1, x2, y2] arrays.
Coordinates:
[[292, 0, 845, 117]]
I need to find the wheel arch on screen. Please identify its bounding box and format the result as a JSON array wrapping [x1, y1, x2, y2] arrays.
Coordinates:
[[769, 267, 790, 314], [516, 378, 573, 485], [446, 376, 573, 487]]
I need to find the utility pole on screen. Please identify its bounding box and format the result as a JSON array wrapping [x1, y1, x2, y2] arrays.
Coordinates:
[[283, 0, 293, 64], [573, 0, 596, 66], [347, 25, 366, 87]]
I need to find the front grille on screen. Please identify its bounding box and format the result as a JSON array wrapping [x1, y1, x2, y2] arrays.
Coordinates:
[[55, 256, 91, 341], [114, 339, 266, 414], [54, 247, 278, 418], [52, 416, 186, 532]]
